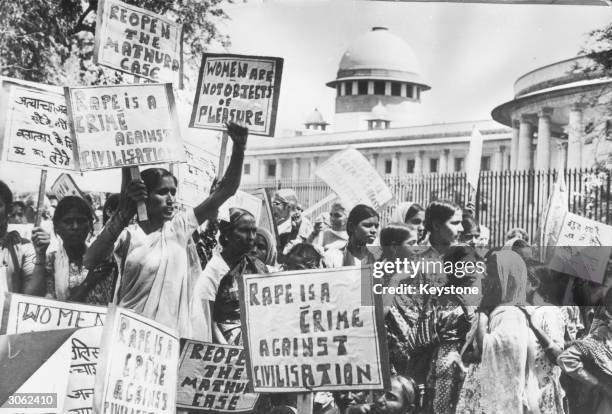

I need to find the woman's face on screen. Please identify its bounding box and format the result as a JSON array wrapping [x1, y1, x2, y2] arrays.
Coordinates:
[[227, 215, 257, 255], [351, 216, 379, 245], [147, 176, 177, 223], [390, 233, 419, 260], [250, 233, 268, 263], [460, 230, 480, 247], [406, 210, 425, 238], [330, 207, 347, 231], [433, 209, 463, 246], [56, 207, 90, 248], [372, 377, 413, 414]]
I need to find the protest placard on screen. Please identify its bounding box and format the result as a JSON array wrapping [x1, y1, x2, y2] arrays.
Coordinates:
[[0, 293, 106, 334], [0, 329, 74, 413], [246, 188, 279, 248], [1, 81, 77, 171], [64, 326, 103, 414], [50, 172, 86, 201], [177, 340, 260, 413], [176, 143, 217, 208], [190, 53, 283, 137], [65, 83, 185, 171], [94, 306, 179, 414], [218, 190, 262, 225], [94, 0, 183, 83], [238, 266, 390, 393], [315, 148, 393, 211], [549, 212, 612, 284]]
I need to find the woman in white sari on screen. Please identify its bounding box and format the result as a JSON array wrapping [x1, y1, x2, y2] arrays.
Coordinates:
[[456, 250, 540, 414], [84, 122, 247, 337]]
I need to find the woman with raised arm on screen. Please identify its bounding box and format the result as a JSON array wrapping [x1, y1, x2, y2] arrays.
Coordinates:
[[84, 122, 248, 336]]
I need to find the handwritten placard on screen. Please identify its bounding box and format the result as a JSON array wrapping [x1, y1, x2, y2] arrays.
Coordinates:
[[549, 212, 612, 284], [2, 83, 77, 171], [1, 293, 106, 334], [239, 266, 390, 392], [94, 306, 179, 414], [65, 83, 185, 171], [176, 143, 217, 208], [94, 0, 182, 83], [190, 53, 283, 137], [177, 341, 259, 413], [64, 326, 103, 414], [51, 173, 85, 200], [315, 148, 393, 211]]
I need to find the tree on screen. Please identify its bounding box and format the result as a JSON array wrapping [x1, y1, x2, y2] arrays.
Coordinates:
[[0, 0, 231, 86]]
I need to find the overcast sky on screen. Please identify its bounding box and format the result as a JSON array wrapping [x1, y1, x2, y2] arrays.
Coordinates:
[[211, 0, 612, 133]]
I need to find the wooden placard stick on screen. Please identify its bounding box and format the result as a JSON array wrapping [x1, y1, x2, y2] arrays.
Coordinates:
[[217, 131, 229, 180], [34, 169, 48, 227], [296, 392, 313, 414], [130, 166, 148, 222]]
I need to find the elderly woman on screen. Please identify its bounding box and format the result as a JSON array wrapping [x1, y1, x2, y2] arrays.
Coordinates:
[[32, 196, 114, 305], [323, 204, 379, 268], [194, 208, 267, 344], [250, 227, 278, 270], [84, 122, 247, 337], [316, 202, 349, 252]]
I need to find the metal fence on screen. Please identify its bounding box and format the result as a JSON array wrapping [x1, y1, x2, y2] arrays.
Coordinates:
[[241, 168, 612, 246]]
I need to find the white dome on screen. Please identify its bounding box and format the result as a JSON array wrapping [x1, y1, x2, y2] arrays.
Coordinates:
[[339, 27, 422, 75], [305, 108, 327, 124]]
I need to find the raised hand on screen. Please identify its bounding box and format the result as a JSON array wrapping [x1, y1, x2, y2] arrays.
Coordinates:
[[225, 122, 248, 148]]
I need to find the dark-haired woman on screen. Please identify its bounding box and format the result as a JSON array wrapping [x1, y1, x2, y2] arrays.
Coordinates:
[[193, 208, 267, 344], [0, 180, 46, 295], [392, 202, 425, 243], [32, 196, 114, 305], [84, 122, 247, 336], [323, 204, 379, 268]]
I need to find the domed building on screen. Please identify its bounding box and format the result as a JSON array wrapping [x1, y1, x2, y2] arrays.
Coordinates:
[[241, 27, 512, 184], [326, 27, 431, 131]]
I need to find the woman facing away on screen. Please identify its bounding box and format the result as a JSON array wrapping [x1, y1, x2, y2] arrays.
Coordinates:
[[32, 196, 114, 305], [456, 249, 540, 414], [323, 204, 380, 268], [193, 208, 268, 344], [83, 122, 248, 337], [557, 288, 612, 414]]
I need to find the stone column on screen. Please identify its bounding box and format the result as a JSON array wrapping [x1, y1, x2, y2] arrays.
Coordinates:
[[556, 142, 568, 172], [371, 153, 379, 173], [494, 146, 504, 171], [309, 156, 319, 176], [517, 115, 535, 170], [440, 149, 450, 174], [259, 159, 266, 182], [567, 104, 584, 170], [291, 158, 299, 180], [510, 119, 519, 170], [536, 107, 553, 171], [275, 158, 282, 180], [415, 151, 424, 175], [392, 152, 400, 176]]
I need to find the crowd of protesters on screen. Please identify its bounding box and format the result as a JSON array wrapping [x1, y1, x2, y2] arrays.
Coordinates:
[[2, 122, 612, 414]]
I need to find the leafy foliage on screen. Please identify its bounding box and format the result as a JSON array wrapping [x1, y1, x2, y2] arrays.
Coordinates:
[[0, 0, 231, 86]]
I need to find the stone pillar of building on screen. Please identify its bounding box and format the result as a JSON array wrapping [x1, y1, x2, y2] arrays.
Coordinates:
[[371, 153, 379, 173], [292, 158, 299, 180], [536, 107, 553, 171], [309, 156, 319, 176], [392, 152, 400, 176], [567, 104, 584, 170], [510, 119, 519, 170], [494, 146, 504, 171], [556, 142, 568, 171], [415, 151, 424, 175], [517, 115, 535, 170], [439, 149, 449, 174], [275, 158, 282, 180]]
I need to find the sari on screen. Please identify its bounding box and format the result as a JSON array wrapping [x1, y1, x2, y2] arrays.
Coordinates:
[[456, 250, 540, 414]]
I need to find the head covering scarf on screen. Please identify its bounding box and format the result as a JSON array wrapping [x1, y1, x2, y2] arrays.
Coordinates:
[[219, 208, 253, 239], [256, 227, 277, 266], [488, 250, 528, 305], [392, 201, 417, 223], [275, 189, 298, 205]]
